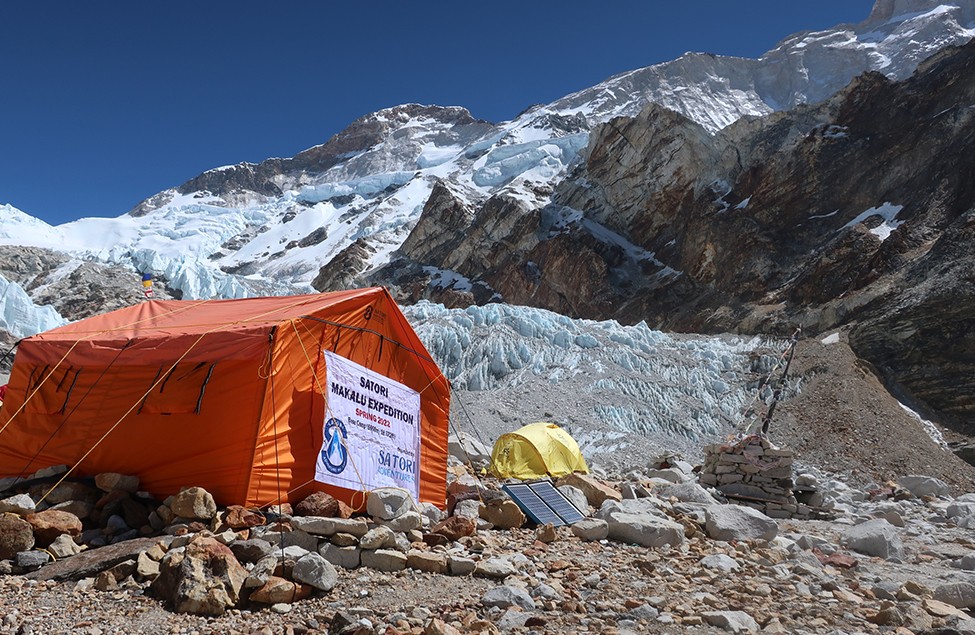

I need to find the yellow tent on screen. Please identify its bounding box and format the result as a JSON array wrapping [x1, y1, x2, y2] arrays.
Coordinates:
[[489, 422, 589, 480]]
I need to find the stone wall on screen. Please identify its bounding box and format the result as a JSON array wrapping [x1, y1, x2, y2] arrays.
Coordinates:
[[699, 435, 810, 519]]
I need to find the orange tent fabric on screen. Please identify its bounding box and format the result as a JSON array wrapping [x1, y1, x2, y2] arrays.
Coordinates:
[[0, 288, 450, 509]]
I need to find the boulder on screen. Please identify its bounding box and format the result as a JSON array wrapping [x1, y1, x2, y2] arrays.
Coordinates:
[[223, 505, 265, 530], [570, 518, 609, 541], [702, 610, 760, 633], [475, 557, 515, 579], [842, 519, 904, 560], [229, 539, 274, 564], [480, 499, 526, 529], [482, 585, 536, 610], [0, 514, 35, 559], [556, 473, 621, 508], [418, 502, 444, 526], [16, 550, 51, 570], [170, 487, 217, 520], [366, 487, 415, 520], [94, 472, 140, 493], [244, 555, 277, 589], [49, 500, 95, 521], [453, 499, 480, 519], [320, 543, 361, 569], [0, 494, 36, 515], [359, 525, 396, 550], [898, 475, 950, 498], [448, 431, 491, 467], [149, 536, 248, 615], [24, 535, 164, 582], [705, 505, 777, 542], [700, 554, 740, 571], [407, 550, 448, 574], [294, 491, 340, 517], [248, 575, 312, 604], [25, 509, 82, 547], [934, 581, 975, 609], [557, 485, 590, 515], [448, 555, 476, 576], [291, 553, 337, 592], [47, 534, 83, 559], [597, 500, 684, 548], [360, 548, 407, 572], [430, 516, 476, 541], [655, 482, 716, 505], [384, 510, 423, 532]]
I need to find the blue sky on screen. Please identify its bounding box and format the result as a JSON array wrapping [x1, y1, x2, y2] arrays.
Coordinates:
[[1, 1, 875, 225]]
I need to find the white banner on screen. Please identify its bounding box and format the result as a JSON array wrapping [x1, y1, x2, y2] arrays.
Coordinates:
[[315, 350, 421, 500]]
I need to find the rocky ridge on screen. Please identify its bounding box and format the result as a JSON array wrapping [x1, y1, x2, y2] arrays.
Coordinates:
[[381, 39, 975, 437]]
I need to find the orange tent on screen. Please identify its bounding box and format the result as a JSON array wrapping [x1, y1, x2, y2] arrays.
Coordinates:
[[0, 288, 450, 509]]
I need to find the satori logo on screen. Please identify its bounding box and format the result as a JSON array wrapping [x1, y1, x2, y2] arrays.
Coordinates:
[[321, 417, 348, 474]]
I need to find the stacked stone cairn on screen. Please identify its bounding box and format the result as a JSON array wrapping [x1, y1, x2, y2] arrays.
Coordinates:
[[698, 434, 814, 519]]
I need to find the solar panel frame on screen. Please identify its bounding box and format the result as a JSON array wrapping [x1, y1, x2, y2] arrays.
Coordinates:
[[502, 479, 587, 527]]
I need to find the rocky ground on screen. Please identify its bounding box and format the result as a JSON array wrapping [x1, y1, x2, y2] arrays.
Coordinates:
[[3, 457, 975, 635], [3, 322, 975, 634]]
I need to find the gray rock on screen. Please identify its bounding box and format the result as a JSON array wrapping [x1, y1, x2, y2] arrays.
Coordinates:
[[383, 511, 422, 533], [275, 545, 311, 561], [955, 552, 975, 571], [229, 539, 274, 564], [366, 488, 415, 521], [557, 484, 590, 515], [244, 555, 277, 589], [700, 554, 740, 571], [705, 505, 777, 542], [899, 475, 950, 498], [496, 609, 532, 631], [453, 499, 480, 519], [475, 557, 515, 579], [702, 610, 759, 633], [596, 499, 683, 547], [571, 518, 609, 541], [359, 526, 396, 550], [655, 482, 716, 504], [630, 604, 659, 620], [289, 516, 336, 536], [532, 583, 562, 600], [360, 548, 407, 572], [448, 431, 491, 467], [16, 550, 51, 570], [841, 519, 903, 560], [319, 543, 361, 569], [253, 529, 319, 553], [418, 502, 443, 526], [482, 584, 535, 610], [645, 468, 686, 483], [0, 493, 35, 515], [292, 553, 337, 592], [448, 555, 476, 576], [934, 581, 975, 609], [947, 501, 975, 520]]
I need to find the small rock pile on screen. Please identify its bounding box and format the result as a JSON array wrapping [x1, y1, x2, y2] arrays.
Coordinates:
[[699, 434, 813, 519]]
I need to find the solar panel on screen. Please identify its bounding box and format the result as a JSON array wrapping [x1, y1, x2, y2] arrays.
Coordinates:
[[529, 480, 586, 524], [502, 480, 586, 527]]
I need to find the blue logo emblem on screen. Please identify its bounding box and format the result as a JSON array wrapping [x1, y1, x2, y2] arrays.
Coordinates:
[[322, 417, 348, 474]]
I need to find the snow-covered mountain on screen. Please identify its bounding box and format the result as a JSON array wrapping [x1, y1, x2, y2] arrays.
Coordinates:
[[0, 1, 971, 309]]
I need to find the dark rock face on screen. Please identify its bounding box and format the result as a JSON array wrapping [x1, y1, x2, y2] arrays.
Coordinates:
[[0, 246, 178, 322], [375, 41, 975, 430]]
